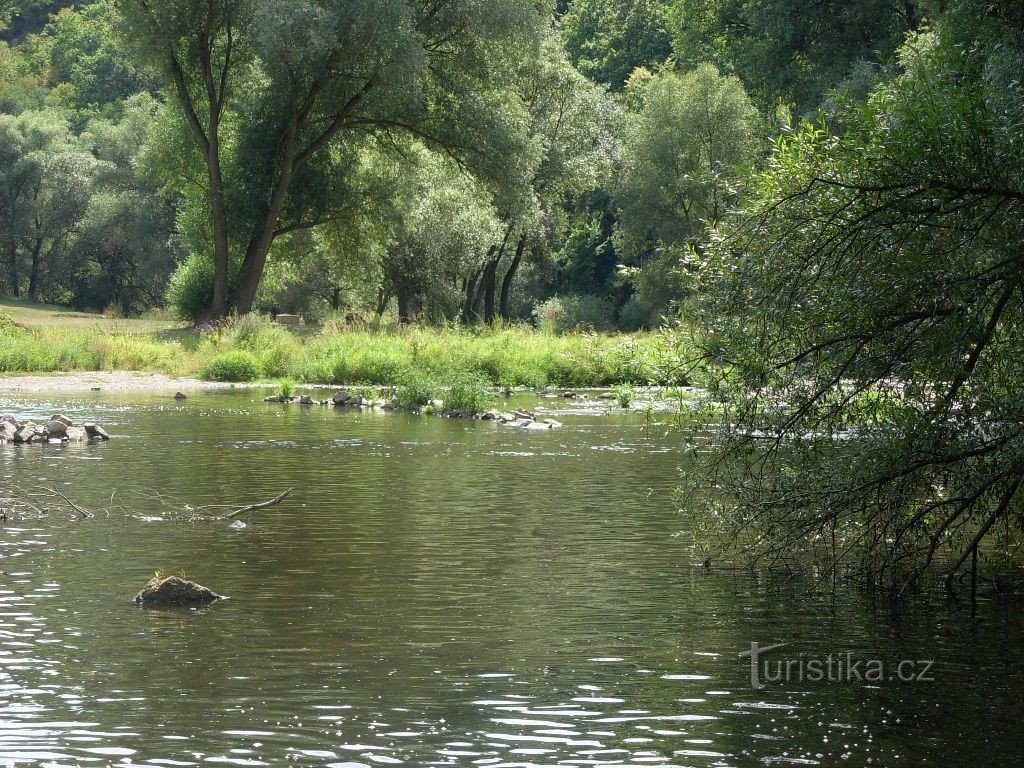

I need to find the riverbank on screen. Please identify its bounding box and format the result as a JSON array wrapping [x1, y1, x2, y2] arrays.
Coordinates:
[[0, 312, 693, 388], [0, 371, 239, 394]]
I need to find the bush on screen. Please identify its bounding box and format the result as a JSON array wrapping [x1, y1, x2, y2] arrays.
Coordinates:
[[202, 350, 261, 381], [532, 294, 616, 334], [166, 254, 215, 322], [218, 314, 300, 377], [396, 368, 439, 409], [0, 313, 23, 335], [444, 372, 495, 414]]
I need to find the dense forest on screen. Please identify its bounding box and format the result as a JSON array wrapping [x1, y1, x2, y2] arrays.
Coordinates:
[[2, 0, 933, 328]]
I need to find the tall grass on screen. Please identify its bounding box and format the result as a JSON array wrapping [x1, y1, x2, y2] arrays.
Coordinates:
[[0, 314, 185, 373], [0, 312, 692, 387]]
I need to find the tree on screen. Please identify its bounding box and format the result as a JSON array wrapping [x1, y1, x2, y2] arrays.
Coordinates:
[[72, 93, 178, 312], [689, 0, 1024, 594], [667, 0, 923, 112], [464, 34, 617, 324], [0, 108, 104, 301], [118, 0, 539, 319], [373, 143, 501, 324], [34, 1, 154, 114], [561, 0, 672, 89], [615, 63, 759, 326]]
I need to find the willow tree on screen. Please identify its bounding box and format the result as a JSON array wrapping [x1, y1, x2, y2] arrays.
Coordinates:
[[117, 0, 538, 318], [689, 0, 1024, 595]]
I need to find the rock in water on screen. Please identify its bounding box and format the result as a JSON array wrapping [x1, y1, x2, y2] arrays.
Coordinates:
[[135, 576, 221, 607], [83, 423, 110, 441]]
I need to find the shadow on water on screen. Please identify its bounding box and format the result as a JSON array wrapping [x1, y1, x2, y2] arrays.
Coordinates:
[[1, 390, 1022, 766]]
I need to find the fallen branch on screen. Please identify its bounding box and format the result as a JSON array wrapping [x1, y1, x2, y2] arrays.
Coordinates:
[[225, 488, 294, 520], [42, 487, 94, 519]]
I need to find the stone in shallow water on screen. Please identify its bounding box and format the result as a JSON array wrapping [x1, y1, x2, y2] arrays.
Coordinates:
[[134, 576, 222, 607], [83, 423, 110, 441]]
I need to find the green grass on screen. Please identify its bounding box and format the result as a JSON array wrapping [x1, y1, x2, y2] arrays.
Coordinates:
[[0, 296, 178, 332], [0, 302, 693, 387]]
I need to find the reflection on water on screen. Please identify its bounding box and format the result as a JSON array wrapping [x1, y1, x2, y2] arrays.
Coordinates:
[[1, 390, 1022, 766]]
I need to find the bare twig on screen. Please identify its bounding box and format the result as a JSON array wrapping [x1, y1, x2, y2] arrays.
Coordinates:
[[225, 489, 294, 520], [41, 487, 94, 519]]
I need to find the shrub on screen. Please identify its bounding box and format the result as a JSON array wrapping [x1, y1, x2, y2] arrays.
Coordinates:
[[444, 372, 495, 415], [166, 254, 215, 322], [0, 313, 23, 335], [202, 350, 261, 381], [611, 383, 636, 408], [220, 314, 300, 377], [532, 294, 616, 334], [396, 368, 439, 409]]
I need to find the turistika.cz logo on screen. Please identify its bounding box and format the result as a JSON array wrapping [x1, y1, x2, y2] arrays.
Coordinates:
[[739, 642, 936, 690]]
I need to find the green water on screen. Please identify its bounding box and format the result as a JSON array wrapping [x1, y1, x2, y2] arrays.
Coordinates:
[[0, 389, 1021, 767]]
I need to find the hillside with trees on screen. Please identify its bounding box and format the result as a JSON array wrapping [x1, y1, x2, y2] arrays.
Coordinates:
[[1, 0, 939, 329]]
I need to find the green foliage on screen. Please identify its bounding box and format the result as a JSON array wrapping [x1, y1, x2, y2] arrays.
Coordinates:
[[396, 368, 439, 410], [276, 378, 295, 400], [117, 0, 542, 317], [617, 63, 760, 256], [201, 350, 260, 382], [443, 372, 495, 414], [690, 0, 1024, 591], [533, 294, 616, 334], [561, 0, 672, 89], [611, 382, 635, 408], [166, 254, 214, 322], [0, 312, 22, 334], [0, 322, 181, 372], [667, 0, 920, 112]]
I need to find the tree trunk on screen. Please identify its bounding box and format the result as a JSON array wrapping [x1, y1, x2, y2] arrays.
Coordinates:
[[6, 241, 20, 297], [482, 258, 500, 323], [234, 162, 296, 315], [482, 224, 515, 324], [375, 286, 392, 319], [905, 1, 918, 31], [207, 141, 230, 319], [499, 234, 527, 320], [462, 265, 484, 324], [396, 281, 415, 324], [27, 236, 43, 300]]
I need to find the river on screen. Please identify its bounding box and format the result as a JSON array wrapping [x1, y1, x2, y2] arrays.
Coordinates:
[[0, 389, 1021, 766]]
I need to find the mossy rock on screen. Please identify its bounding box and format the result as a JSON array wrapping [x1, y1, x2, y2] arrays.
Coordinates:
[[134, 576, 221, 607]]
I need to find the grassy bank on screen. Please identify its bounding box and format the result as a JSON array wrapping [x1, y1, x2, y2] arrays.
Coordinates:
[[0, 307, 692, 389]]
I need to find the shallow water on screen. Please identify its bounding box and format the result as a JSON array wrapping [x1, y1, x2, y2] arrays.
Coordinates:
[[0, 389, 1021, 767]]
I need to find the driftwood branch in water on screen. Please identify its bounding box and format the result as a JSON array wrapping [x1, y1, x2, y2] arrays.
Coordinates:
[[225, 488, 294, 519], [42, 487, 94, 519]]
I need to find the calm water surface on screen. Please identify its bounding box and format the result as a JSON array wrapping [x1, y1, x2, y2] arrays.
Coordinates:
[[0, 389, 1021, 767]]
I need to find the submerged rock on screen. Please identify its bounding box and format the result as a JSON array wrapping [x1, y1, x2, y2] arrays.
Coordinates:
[[134, 576, 221, 607], [83, 423, 110, 441]]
